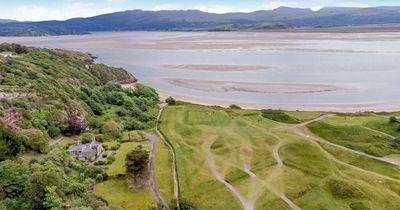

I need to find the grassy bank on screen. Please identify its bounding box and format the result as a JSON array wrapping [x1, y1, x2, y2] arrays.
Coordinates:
[[160, 103, 400, 210]]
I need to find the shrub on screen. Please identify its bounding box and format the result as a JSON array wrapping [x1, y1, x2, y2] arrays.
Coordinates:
[[261, 109, 299, 124], [81, 133, 95, 144], [166, 96, 176, 105], [179, 199, 197, 210], [111, 144, 120, 151], [390, 116, 398, 123], [126, 131, 147, 142], [229, 104, 241, 109], [106, 155, 116, 165], [328, 179, 364, 198], [47, 125, 61, 138], [350, 202, 370, 210], [391, 137, 400, 149]]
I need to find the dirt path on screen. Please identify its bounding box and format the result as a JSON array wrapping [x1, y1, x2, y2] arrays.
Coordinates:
[[243, 161, 257, 178], [234, 120, 301, 209], [292, 114, 400, 166], [264, 141, 301, 210], [155, 105, 180, 210], [206, 143, 254, 210], [272, 142, 284, 167], [360, 125, 396, 139], [293, 114, 336, 128], [148, 132, 170, 210]]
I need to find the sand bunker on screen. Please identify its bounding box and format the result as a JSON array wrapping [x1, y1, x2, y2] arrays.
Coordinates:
[[163, 64, 269, 72], [164, 78, 342, 94]]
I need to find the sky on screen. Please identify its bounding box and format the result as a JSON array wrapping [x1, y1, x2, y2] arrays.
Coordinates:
[[1, 0, 400, 21]]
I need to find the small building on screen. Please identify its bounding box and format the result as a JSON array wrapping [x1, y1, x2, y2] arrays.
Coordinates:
[[0, 52, 13, 58], [68, 140, 104, 162]]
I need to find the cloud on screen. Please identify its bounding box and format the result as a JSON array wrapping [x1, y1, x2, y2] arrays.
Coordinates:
[[0, 2, 118, 21]]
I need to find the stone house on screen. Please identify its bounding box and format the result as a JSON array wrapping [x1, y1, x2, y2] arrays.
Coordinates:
[[68, 140, 104, 162]]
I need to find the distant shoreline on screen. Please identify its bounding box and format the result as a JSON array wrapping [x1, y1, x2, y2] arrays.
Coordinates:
[[3, 24, 400, 38]]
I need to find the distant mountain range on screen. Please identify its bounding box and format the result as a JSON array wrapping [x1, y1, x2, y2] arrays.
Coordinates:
[[2, 6, 400, 36], [0, 19, 17, 24]]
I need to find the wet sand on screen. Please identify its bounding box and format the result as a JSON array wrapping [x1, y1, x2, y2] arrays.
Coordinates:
[[164, 78, 343, 94], [1, 31, 400, 112], [158, 91, 395, 112], [162, 64, 269, 72]]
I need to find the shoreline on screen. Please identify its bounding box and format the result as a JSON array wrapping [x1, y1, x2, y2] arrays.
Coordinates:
[[158, 91, 400, 113]]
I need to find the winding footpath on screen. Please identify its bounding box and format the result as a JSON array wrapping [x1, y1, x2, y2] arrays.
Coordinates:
[[291, 114, 400, 166], [206, 142, 255, 210], [148, 132, 170, 210], [262, 141, 301, 210], [155, 105, 180, 210]]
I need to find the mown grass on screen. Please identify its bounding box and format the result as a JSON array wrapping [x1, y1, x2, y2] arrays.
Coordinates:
[[94, 178, 154, 210], [106, 142, 150, 177]]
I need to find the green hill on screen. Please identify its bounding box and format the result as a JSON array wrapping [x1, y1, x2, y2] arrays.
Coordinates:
[[0, 44, 160, 209]]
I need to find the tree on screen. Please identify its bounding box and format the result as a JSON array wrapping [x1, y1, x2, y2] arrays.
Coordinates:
[[134, 84, 159, 102], [0, 160, 29, 198], [43, 186, 62, 210], [0, 126, 26, 160], [105, 91, 126, 106], [22, 129, 49, 153], [24, 171, 63, 209], [166, 97, 176, 105], [101, 120, 123, 139], [65, 112, 86, 135], [125, 145, 149, 181]]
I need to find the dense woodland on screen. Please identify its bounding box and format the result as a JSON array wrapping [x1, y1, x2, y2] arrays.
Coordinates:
[[0, 44, 160, 210]]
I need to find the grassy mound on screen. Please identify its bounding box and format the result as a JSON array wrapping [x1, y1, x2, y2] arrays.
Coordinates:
[[261, 109, 300, 124]]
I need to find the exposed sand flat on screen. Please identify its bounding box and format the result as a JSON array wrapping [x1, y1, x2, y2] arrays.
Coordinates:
[[66, 40, 297, 50], [162, 64, 269, 72], [163, 78, 342, 94]]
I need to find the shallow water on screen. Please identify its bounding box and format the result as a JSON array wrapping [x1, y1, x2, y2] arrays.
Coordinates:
[[1, 31, 400, 111]]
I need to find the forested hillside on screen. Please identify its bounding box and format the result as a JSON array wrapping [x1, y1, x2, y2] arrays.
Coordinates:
[[0, 43, 160, 209]]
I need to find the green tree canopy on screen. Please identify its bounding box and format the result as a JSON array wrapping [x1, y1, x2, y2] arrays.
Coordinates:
[[125, 145, 149, 178]]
